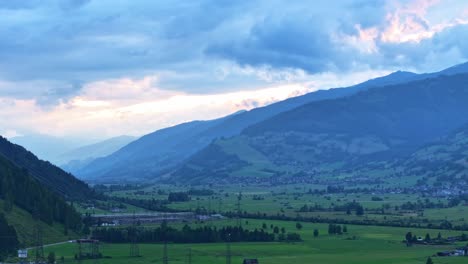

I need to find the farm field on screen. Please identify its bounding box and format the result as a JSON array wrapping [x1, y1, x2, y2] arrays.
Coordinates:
[[42, 220, 467, 264], [94, 184, 467, 228]]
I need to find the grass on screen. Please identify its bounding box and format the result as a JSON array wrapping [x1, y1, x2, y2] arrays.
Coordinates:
[[95, 183, 466, 228], [41, 219, 468, 264], [0, 200, 78, 247]]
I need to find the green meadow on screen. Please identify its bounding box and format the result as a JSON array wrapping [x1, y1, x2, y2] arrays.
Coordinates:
[[41, 219, 467, 264]]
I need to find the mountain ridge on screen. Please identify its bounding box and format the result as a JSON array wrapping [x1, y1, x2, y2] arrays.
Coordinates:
[[78, 62, 468, 183], [169, 73, 468, 184]]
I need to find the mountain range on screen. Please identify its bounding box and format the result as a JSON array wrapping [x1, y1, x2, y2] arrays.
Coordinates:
[[9, 134, 87, 164], [169, 73, 468, 184], [59, 135, 135, 173], [75, 62, 468, 183]]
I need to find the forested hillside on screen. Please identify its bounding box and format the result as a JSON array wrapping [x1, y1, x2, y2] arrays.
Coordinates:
[[0, 154, 83, 259], [399, 122, 468, 187], [0, 155, 82, 231], [0, 136, 95, 200]]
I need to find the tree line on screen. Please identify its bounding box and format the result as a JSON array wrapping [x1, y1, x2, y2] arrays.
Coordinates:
[[92, 223, 301, 244], [223, 211, 468, 231]]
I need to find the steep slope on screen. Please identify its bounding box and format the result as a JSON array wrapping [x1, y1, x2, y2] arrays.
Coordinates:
[[401, 122, 468, 185], [58, 135, 136, 173], [0, 136, 95, 200], [171, 73, 468, 184], [0, 155, 82, 247], [0, 200, 77, 247], [76, 116, 236, 182], [79, 62, 468, 183]]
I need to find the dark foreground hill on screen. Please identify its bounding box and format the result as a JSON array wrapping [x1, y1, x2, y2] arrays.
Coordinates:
[[0, 136, 95, 200], [0, 154, 82, 257]]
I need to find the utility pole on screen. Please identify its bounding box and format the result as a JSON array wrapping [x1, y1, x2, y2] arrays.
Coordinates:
[[130, 212, 140, 257], [162, 242, 168, 264], [186, 248, 192, 264], [208, 196, 212, 215], [162, 213, 169, 264], [236, 192, 242, 228], [33, 208, 44, 264], [226, 234, 232, 264], [207, 196, 212, 227], [218, 198, 222, 214], [92, 241, 100, 264]]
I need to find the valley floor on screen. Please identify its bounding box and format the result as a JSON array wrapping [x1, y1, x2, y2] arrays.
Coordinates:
[[39, 219, 467, 264]]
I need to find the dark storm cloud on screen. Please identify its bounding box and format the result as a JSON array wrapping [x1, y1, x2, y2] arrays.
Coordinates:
[[0, 0, 467, 103]]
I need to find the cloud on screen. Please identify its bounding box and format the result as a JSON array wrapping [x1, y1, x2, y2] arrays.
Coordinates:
[[206, 16, 337, 73], [0, 69, 389, 139], [0, 0, 467, 139], [0, 0, 466, 86]]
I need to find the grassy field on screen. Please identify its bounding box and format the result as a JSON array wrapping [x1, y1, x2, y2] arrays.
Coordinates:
[[41, 219, 467, 264], [90, 183, 467, 229], [65, 184, 467, 264], [0, 200, 78, 246]]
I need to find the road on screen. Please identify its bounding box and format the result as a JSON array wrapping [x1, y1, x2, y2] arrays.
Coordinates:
[[26, 239, 78, 251]]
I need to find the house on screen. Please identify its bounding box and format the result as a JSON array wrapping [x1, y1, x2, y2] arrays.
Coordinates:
[[452, 249, 465, 256], [456, 246, 468, 256], [243, 259, 259, 264], [436, 247, 468, 257]]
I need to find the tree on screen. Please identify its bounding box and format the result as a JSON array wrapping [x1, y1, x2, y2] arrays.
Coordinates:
[[405, 232, 415, 246], [343, 225, 348, 233], [356, 205, 364, 216], [424, 233, 431, 242], [296, 222, 303, 230], [47, 252, 56, 264], [426, 257, 433, 264], [273, 226, 279, 234], [281, 227, 286, 234], [336, 225, 342, 235], [313, 229, 319, 237], [405, 232, 413, 242], [437, 232, 442, 240], [262, 223, 267, 229], [168, 192, 190, 202]]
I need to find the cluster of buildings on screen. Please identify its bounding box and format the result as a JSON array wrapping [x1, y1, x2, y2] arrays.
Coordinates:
[[436, 246, 468, 257]]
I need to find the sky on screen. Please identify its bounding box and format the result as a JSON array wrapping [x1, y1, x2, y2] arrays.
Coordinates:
[[1, 0, 468, 141]]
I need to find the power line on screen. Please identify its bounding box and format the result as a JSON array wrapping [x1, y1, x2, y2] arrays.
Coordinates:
[[162, 241, 168, 264], [226, 234, 232, 264], [186, 248, 192, 264], [33, 208, 44, 264], [130, 212, 140, 257], [162, 213, 169, 264], [236, 192, 242, 228]]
